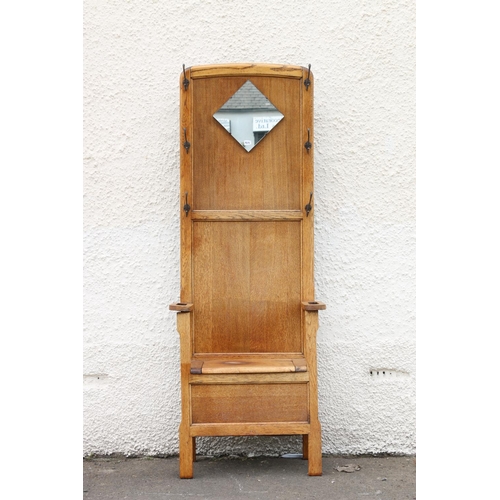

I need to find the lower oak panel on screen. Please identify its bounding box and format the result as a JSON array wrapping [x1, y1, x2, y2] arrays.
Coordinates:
[[191, 383, 308, 424]]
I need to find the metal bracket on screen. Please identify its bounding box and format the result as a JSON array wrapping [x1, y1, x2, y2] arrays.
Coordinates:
[[182, 64, 189, 91], [305, 192, 313, 217], [304, 64, 311, 90], [183, 128, 190, 153], [183, 192, 191, 217], [305, 128, 312, 152]]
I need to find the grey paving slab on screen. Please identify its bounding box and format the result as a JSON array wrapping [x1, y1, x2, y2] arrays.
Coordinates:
[[83, 455, 416, 500]]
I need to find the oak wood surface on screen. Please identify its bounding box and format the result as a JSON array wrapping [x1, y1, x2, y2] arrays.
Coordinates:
[[179, 67, 193, 305], [192, 357, 309, 374], [190, 422, 311, 437], [176, 64, 322, 478], [193, 221, 301, 353], [198, 358, 298, 374], [190, 63, 304, 80], [292, 358, 308, 372], [301, 65, 314, 304], [301, 301, 326, 311], [192, 352, 303, 359], [192, 76, 301, 211], [304, 309, 322, 475], [191, 384, 308, 423], [190, 359, 204, 374], [191, 210, 303, 221], [169, 302, 194, 312], [176, 310, 194, 478], [189, 372, 310, 385]]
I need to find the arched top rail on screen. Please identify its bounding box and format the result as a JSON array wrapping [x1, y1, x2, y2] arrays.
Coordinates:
[[187, 63, 308, 80]]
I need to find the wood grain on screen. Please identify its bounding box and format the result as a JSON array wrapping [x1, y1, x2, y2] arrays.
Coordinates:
[[190, 372, 309, 385], [190, 422, 310, 437], [190, 359, 204, 374], [302, 66, 314, 303], [192, 76, 301, 211], [190, 63, 304, 80], [169, 302, 194, 312], [193, 221, 301, 353], [176, 64, 322, 478], [199, 358, 298, 374], [191, 210, 303, 221], [304, 309, 322, 476], [292, 358, 308, 372], [301, 301, 326, 311], [191, 384, 308, 423], [180, 67, 193, 305], [192, 352, 303, 360], [176, 310, 194, 478]]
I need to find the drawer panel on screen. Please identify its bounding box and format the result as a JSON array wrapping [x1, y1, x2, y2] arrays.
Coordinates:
[[191, 383, 308, 424]]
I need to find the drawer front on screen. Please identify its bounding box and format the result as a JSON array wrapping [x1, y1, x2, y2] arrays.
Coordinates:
[[191, 383, 308, 424]]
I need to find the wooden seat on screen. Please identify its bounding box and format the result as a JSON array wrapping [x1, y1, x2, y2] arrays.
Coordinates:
[[170, 63, 325, 478], [190, 358, 308, 374]]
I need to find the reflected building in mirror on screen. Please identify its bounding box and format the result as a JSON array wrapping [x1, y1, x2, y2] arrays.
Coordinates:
[[213, 80, 284, 152]]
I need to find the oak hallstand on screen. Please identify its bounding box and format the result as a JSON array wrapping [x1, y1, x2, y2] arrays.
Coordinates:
[[170, 63, 325, 478]]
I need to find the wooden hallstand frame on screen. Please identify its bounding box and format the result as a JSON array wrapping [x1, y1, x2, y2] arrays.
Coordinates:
[[170, 63, 325, 478]]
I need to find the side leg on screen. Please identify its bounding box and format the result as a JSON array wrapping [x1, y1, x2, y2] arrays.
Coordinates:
[[177, 312, 193, 479], [179, 424, 193, 479], [304, 311, 322, 476], [307, 421, 322, 476], [302, 434, 309, 460], [192, 437, 196, 462]]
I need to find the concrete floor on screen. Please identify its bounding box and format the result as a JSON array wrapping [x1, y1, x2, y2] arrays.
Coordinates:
[[83, 455, 416, 499]]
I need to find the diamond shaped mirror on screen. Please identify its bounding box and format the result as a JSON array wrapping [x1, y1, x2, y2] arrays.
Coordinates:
[[213, 80, 284, 152]]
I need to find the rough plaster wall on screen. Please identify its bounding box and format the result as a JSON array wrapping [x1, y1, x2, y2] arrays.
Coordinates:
[[84, 0, 415, 456]]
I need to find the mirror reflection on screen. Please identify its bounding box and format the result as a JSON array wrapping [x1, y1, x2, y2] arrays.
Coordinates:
[[213, 81, 284, 152]]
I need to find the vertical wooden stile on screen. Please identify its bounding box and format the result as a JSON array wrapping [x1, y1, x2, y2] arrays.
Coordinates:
[[180, 68, 193, 304], [302, 65, 315, 302], [179, 69, 194, 478]]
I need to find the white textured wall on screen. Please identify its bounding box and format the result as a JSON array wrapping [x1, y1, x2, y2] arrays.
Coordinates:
[[84, 0, 415, 456]]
